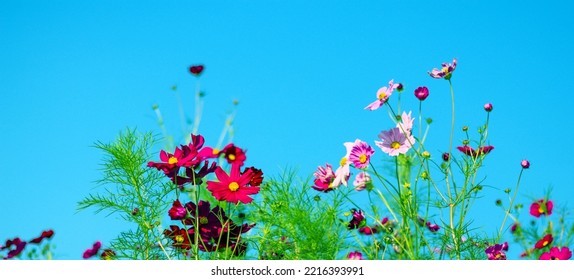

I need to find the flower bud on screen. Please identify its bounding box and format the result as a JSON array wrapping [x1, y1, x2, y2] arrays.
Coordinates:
[[521, 159, 530, 169], [484, 103, 493, 112], [414, 86, 429, 101]]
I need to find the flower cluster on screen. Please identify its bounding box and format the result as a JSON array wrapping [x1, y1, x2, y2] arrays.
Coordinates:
[[1, 229, 54, 260]]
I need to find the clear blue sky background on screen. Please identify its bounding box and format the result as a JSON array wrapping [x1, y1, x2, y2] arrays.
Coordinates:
[[2, 1, 573, 260]]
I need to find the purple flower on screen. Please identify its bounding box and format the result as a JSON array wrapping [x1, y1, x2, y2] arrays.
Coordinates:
[[485, 242, 508, 260], [347, 251, 364, 260], [375, 127, 415, 156], [429, 58, 457, 80], [414, 86, 429, 101]]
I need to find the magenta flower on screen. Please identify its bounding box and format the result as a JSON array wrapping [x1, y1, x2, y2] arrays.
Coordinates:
[[189, 64, 204, 76], [521, 159, 530, 169], [485, 242, 508, 260], [168, 199, 188, 220], [2, 238, 27, 260], [348, 139, 375, 169], [365, 79, 399, 111], [429, 58, 457, 80], [347, 251, 364, 260], [353, 172, 372, 191], [426, 221, 440, 233], [530, 199, 553, 218], [457, 145, 494, 158], [347, 209, 366, 230], [414, 86, 429, 101], [534, 234, 553, 249], [484, 103, 493, 112], [312, 163, 336, 192], [375, 127, 415, 156], [539, 247, 572, 260], [206, 163, 258, 204], [82, 241, 102, 259]]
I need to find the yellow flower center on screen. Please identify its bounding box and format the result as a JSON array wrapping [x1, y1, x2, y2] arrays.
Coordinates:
[[168, 156, 178, 164], [228, 154, 236, 161], [543, 240, 549, 247], [391, 142, 401, 149], [212, 149, 220, 155], [229, 182, 239, 192], [378, 92, 387, 100], [175, 235, 184, 243], [359, 154, 367, 164], [442, 66, 449, 73], [340, 157, 347, 167], [538, 207, 545, 214], [199, 216, 208, 225]]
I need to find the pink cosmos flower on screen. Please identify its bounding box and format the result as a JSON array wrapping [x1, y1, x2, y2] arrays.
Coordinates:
[[397, 111, 414, 136], [375, 127, 415, 156], [206, 163, 259, 204], [168, 199, 188, 220], [312, 163, 336, 192], [347, 251, 364, 260], [365, 79, 399, 111], [539, 247, 572, 260], [429, 58, 457, 80], [353, 172, 372, 191], [348, 139, 375, 169], [333, 141, 354, 187], [414, 86, 429, 101], [485, 242, 508, 260], [534, 234, 553, 249], [530, 199, 553, 218]]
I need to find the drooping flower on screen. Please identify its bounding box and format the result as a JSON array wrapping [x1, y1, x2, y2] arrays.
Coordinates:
[[539, 247, 572, 260], [396, 111, 414, 136], [189, 64, 204, 76], [414, 86, 429, 101], [347, 209, 366, 230], [365, 79, 399, 111], [429, 58, 457, 80], [353, 172, 372, 192], [206, 163, 258, 204], [168, 199, 188, 220], [348, 139, 375, 169], [457, 145, 494, 158], [530, 199, 553, 218], [375, 127, 415, 156], [521, 159, 530, 169], [347, 251, 364, 260], [312, 163, 336, 192], [534, 234, 553, 249], [29, 229, 55, 244], [82, 241, 102, 259], [485, 242, 508, 260]]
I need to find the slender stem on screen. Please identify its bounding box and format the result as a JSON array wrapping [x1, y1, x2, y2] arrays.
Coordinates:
[[498, 169, 524, 240]]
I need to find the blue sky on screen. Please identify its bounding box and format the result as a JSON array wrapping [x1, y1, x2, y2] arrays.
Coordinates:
[[1, 1, 574, 260]]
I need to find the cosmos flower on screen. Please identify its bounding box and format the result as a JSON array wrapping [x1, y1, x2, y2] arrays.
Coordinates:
[[396, 111, 414, 136], [206, 163, 259, 204], [534, 234, 553, 249], [333, 141, 355, 187], [82, 241, 102, 259], [29, 229, 55, 244], [375, 127, 415, 156], [221, 143, 247, 166], [456, 145, 494, 158], [347, 209, 366, 230], [312, 163, 336, 192], [429, 58, 457, 80], [347, 251, 364, 260], [365, 79, 399, 111], [348, 139, 375, 169], [530, 199, 553, 218], [485, 242, 508, 260], [189, 65, 204, 76], [539, 247, 572, 260], [168, 199, 188, 220], [414, 86, 429, 101], [353, 172, 372, 192]]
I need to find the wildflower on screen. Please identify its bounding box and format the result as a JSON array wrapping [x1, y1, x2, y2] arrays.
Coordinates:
[[353, 172, 373, 192], [358, 226, 379, 235], [442, 152, 450, 161], [484, 103, 493, 112], [312, 163, 336, 192], [347, 209, 366, 230], [530, 199, 553, 218], [365, 79, 399, 111], [168, 199, 188, 220], [163, 225, 193, 250], [426, 221, 440, 233], [429, 58, 457, 80], [147, 145, 199, 179], [100, 249, 116, 260], [243, 166, 264, 187], [221, 143, 247, 166], [396, 111, 414, 136], [414, 86, 429, 101], [206, 163, 258, 204], [29, 229, 55, 244], [457, 145, 494, 158], [82, 241, 102, 259], [521, 159, 530, 169], [539, 247, 572, 260], [348, 139, 375, 169], [189, 64, 204, 76], [375, 127, 415, 156], [2, 238, 27, 260], [534, 234, 553, 249], [347, 251, 364, 260], [485, 242, 508, 260], [333, 141, 354, 187]]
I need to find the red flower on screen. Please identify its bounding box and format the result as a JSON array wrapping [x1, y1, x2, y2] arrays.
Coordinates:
[[2, 237, 27, 260], [163, 225, 193, 250], [168, 199, 188, 220], [529, 199, 553, 218], [457, 145, 494, 158], [534, 234, 553, 249], [221, 143, 247, 166], [29, 229, 55, 244], [539, 247, 572, 260], [206, 163, 259, 204], [189, 65, 204, 76], [243, 166, 264, 187]]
